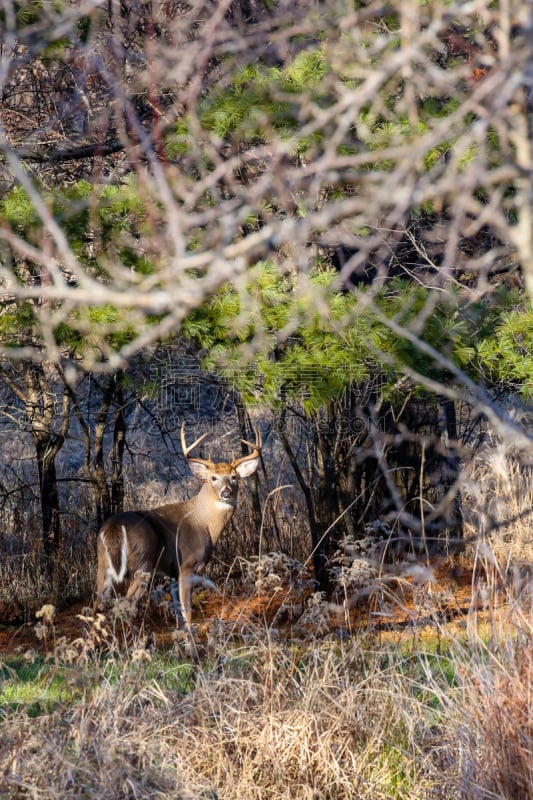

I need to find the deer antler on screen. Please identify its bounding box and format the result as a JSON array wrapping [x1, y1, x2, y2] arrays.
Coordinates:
[[180, 422, 212, 465], [232, 428, 262, 468]]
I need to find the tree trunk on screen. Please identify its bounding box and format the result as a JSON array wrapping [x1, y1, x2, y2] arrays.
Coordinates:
[[68, 373, 129, 527], [277, 409, 331, 593], [439, 397, 464, 539], [111, 377, 127, 515], [235, 395, 263, 543], [35, 438, 61, 556], [24, 364, 70, 557]]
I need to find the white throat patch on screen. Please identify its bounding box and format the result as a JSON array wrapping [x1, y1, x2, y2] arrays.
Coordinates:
[[215, 499, 234, 510]]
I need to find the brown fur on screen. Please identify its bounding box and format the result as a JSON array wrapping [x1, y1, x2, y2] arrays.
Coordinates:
[[94, 429, 261, 625]]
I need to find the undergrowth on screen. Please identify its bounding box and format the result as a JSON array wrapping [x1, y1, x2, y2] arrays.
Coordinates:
[[0, 445, 532, 797], [0, 592, 531, 800]]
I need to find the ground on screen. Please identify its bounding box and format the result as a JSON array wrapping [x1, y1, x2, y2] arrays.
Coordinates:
[[0, 556, 489, 657]]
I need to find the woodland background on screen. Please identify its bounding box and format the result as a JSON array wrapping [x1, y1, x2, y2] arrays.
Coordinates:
[[0, 4, 532, 797], [0, 0, 532, 610]]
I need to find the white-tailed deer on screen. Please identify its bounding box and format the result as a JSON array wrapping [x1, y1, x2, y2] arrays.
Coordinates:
[[94, 423, 261, 625]]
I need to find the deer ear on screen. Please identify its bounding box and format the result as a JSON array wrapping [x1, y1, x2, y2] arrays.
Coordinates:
[[188, 461, 212, 481], [234, 456, 260, 478]]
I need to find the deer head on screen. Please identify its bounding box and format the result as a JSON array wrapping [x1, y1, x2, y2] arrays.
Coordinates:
[[181, 423, 262, 510]]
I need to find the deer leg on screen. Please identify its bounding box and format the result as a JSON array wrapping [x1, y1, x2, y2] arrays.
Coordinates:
[[94, 528, 127, 613], [170, 575, 217, 626], [190, 575, 218, 593], [169, 579, 185, 625], [178, 572, 194, 627], [125, 569, 152, 611], [94, 561, 111, 614], [176, 573, 219, 627], [94, 552, 120, 613]]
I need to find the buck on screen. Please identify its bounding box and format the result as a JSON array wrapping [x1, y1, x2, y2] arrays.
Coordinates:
[[94, 423, 261, 625]]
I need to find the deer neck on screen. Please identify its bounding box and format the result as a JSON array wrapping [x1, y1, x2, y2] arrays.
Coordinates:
[[189, 485, 236, 546]]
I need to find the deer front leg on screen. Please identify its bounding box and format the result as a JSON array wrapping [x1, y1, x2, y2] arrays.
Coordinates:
[[169, 579, 184, 626], [170, 575, 218, 626], [190, 575, 218, 592], [178, 571, 194, 627]]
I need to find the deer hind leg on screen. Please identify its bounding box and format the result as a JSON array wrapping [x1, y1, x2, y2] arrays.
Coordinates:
[[94, 557, 113, 614], [125, 568, 153, 612], [93, 527, 128, 614]]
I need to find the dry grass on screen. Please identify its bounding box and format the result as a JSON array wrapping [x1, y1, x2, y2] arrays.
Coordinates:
[[0, 590, 531, 800], [0, 537, 96, 623], [0, 619, 445, 799], [463, 443, 533, 567], [442, 444, 533, 800], [0, 443, 532, 799], [447, 611, 533, 800]]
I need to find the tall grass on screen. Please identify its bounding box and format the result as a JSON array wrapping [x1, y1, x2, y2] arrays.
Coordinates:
[[0, 619, 450, 799], [449, 444, 533, 799], [0, 444, 532, 798], [447, 609, 533, 799], [0, 589, 531, 799]]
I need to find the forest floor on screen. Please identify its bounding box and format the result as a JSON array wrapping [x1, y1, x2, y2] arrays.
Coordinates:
[[0, 555, 504, 657]]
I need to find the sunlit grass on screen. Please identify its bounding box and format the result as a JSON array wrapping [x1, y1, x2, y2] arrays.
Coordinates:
[[0, 586, 531, 800], [0, 444, 531, 798], [0, 649, 198, 716], [0, 656, 68, 715]]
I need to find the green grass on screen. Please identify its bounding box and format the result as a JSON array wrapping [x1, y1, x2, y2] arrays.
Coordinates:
[[0, 652, 198, 717], [0, 611, 531, 799], [0, 656, 70, 716]]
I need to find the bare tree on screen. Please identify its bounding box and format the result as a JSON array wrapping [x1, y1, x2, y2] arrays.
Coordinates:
[[0, 362, 70, 555], [1, 0, 532, 564], [67, 371, 129, 529]]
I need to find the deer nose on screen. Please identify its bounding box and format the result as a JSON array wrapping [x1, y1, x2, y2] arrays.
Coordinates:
[[221, 487, 233, 500]]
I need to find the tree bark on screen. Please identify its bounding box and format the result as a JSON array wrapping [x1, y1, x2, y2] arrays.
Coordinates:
[[23, 364, 70, 556], [110, 377, 127, 515], [277, 409, 331, 592], [439, 396, 464, 538]]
